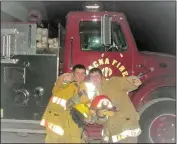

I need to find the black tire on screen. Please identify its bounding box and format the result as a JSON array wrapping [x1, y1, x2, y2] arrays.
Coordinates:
[[138, 100, 176, 143]]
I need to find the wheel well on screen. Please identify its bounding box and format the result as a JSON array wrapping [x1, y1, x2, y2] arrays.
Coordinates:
[[137, 86, 176, 111], [139, 98, 175, 116], [144, 86, 176, 101]]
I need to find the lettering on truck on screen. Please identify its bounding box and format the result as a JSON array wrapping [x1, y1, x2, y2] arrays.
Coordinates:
[[87, 54, 129, 78]]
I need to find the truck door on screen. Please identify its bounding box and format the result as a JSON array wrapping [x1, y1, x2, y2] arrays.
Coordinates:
[[72, 17, 136, 79]]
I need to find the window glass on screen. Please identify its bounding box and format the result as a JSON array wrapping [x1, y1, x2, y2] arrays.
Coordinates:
[[79, 21, 127, 52]]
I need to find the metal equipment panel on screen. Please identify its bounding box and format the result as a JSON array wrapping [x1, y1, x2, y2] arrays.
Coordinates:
[[1, 23, 37, 55]]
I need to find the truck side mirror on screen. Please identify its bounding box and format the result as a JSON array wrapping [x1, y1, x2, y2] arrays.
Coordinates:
[[101, 14, 112, 46]]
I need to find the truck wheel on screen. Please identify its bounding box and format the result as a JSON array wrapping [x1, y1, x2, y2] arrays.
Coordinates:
[[138, 100, 176, 143]]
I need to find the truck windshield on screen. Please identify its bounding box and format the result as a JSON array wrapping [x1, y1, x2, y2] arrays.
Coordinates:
[[80, 21, 127, 52]]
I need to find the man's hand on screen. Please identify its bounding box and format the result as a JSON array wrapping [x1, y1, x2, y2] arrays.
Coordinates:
[[104, 110, 115, 117], [62, 73, 74, 83], [84, 109, 96, 124], [127, 76, 142, 87], [53, 73, 73, 94], [97, 109, 115, 117]]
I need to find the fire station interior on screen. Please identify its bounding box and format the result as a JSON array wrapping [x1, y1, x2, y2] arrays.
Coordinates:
[[1, 1, 176, 143], [1, 1, 176, 54]]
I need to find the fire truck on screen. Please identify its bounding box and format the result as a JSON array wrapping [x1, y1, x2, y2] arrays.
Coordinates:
[[1, 5, 176, 143]]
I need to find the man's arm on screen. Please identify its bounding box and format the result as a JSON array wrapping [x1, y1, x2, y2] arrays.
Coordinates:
[[52, 73, 74, 94], [109, 76, 142, 92]]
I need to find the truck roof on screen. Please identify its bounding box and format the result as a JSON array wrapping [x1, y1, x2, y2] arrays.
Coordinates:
[[66, 11, 125, 19]]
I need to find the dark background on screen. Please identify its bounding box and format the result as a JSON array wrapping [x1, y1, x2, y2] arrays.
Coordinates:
[[2, 1, 176, 55]]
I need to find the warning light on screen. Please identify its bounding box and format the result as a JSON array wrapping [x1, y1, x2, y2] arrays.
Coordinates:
[[83, 2, 103, 11]]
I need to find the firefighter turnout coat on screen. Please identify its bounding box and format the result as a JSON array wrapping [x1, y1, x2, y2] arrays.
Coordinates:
[[40, 73, 90, 143], [98, 76, 142, 143]]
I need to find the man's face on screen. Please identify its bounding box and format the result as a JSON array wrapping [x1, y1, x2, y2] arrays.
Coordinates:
[[73, 68, 86, 83], [89, 72, 103, 88]]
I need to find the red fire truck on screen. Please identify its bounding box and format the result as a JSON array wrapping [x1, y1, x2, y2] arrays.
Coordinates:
[[1, 7, 176, 143]]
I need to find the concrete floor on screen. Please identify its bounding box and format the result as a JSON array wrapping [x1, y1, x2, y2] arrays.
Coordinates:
[[1, 132, 45, 143]]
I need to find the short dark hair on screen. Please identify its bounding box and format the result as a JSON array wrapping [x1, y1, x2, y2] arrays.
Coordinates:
[[89, 68, 103, 76], [72, 64, 86, 72]]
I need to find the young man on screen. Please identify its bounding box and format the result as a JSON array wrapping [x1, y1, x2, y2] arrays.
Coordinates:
[[52, 64, 86, 93], [41, 64, 90, 143], [88, 68, 142, 143]]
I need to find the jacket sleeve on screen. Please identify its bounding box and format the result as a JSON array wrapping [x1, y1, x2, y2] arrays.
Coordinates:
[[121, 77, 139, 92], [109, 76, 141, 92]]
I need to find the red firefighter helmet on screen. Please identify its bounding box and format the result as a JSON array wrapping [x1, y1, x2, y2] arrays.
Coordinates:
[[90, 95, 115, 110]]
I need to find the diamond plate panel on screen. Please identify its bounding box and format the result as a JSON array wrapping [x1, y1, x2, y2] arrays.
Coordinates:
[[1, 23, 37, 55]]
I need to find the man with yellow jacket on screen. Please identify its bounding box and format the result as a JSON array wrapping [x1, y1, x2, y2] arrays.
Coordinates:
[[88, 68, 142, 143], [40, 64, 90, 143]]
